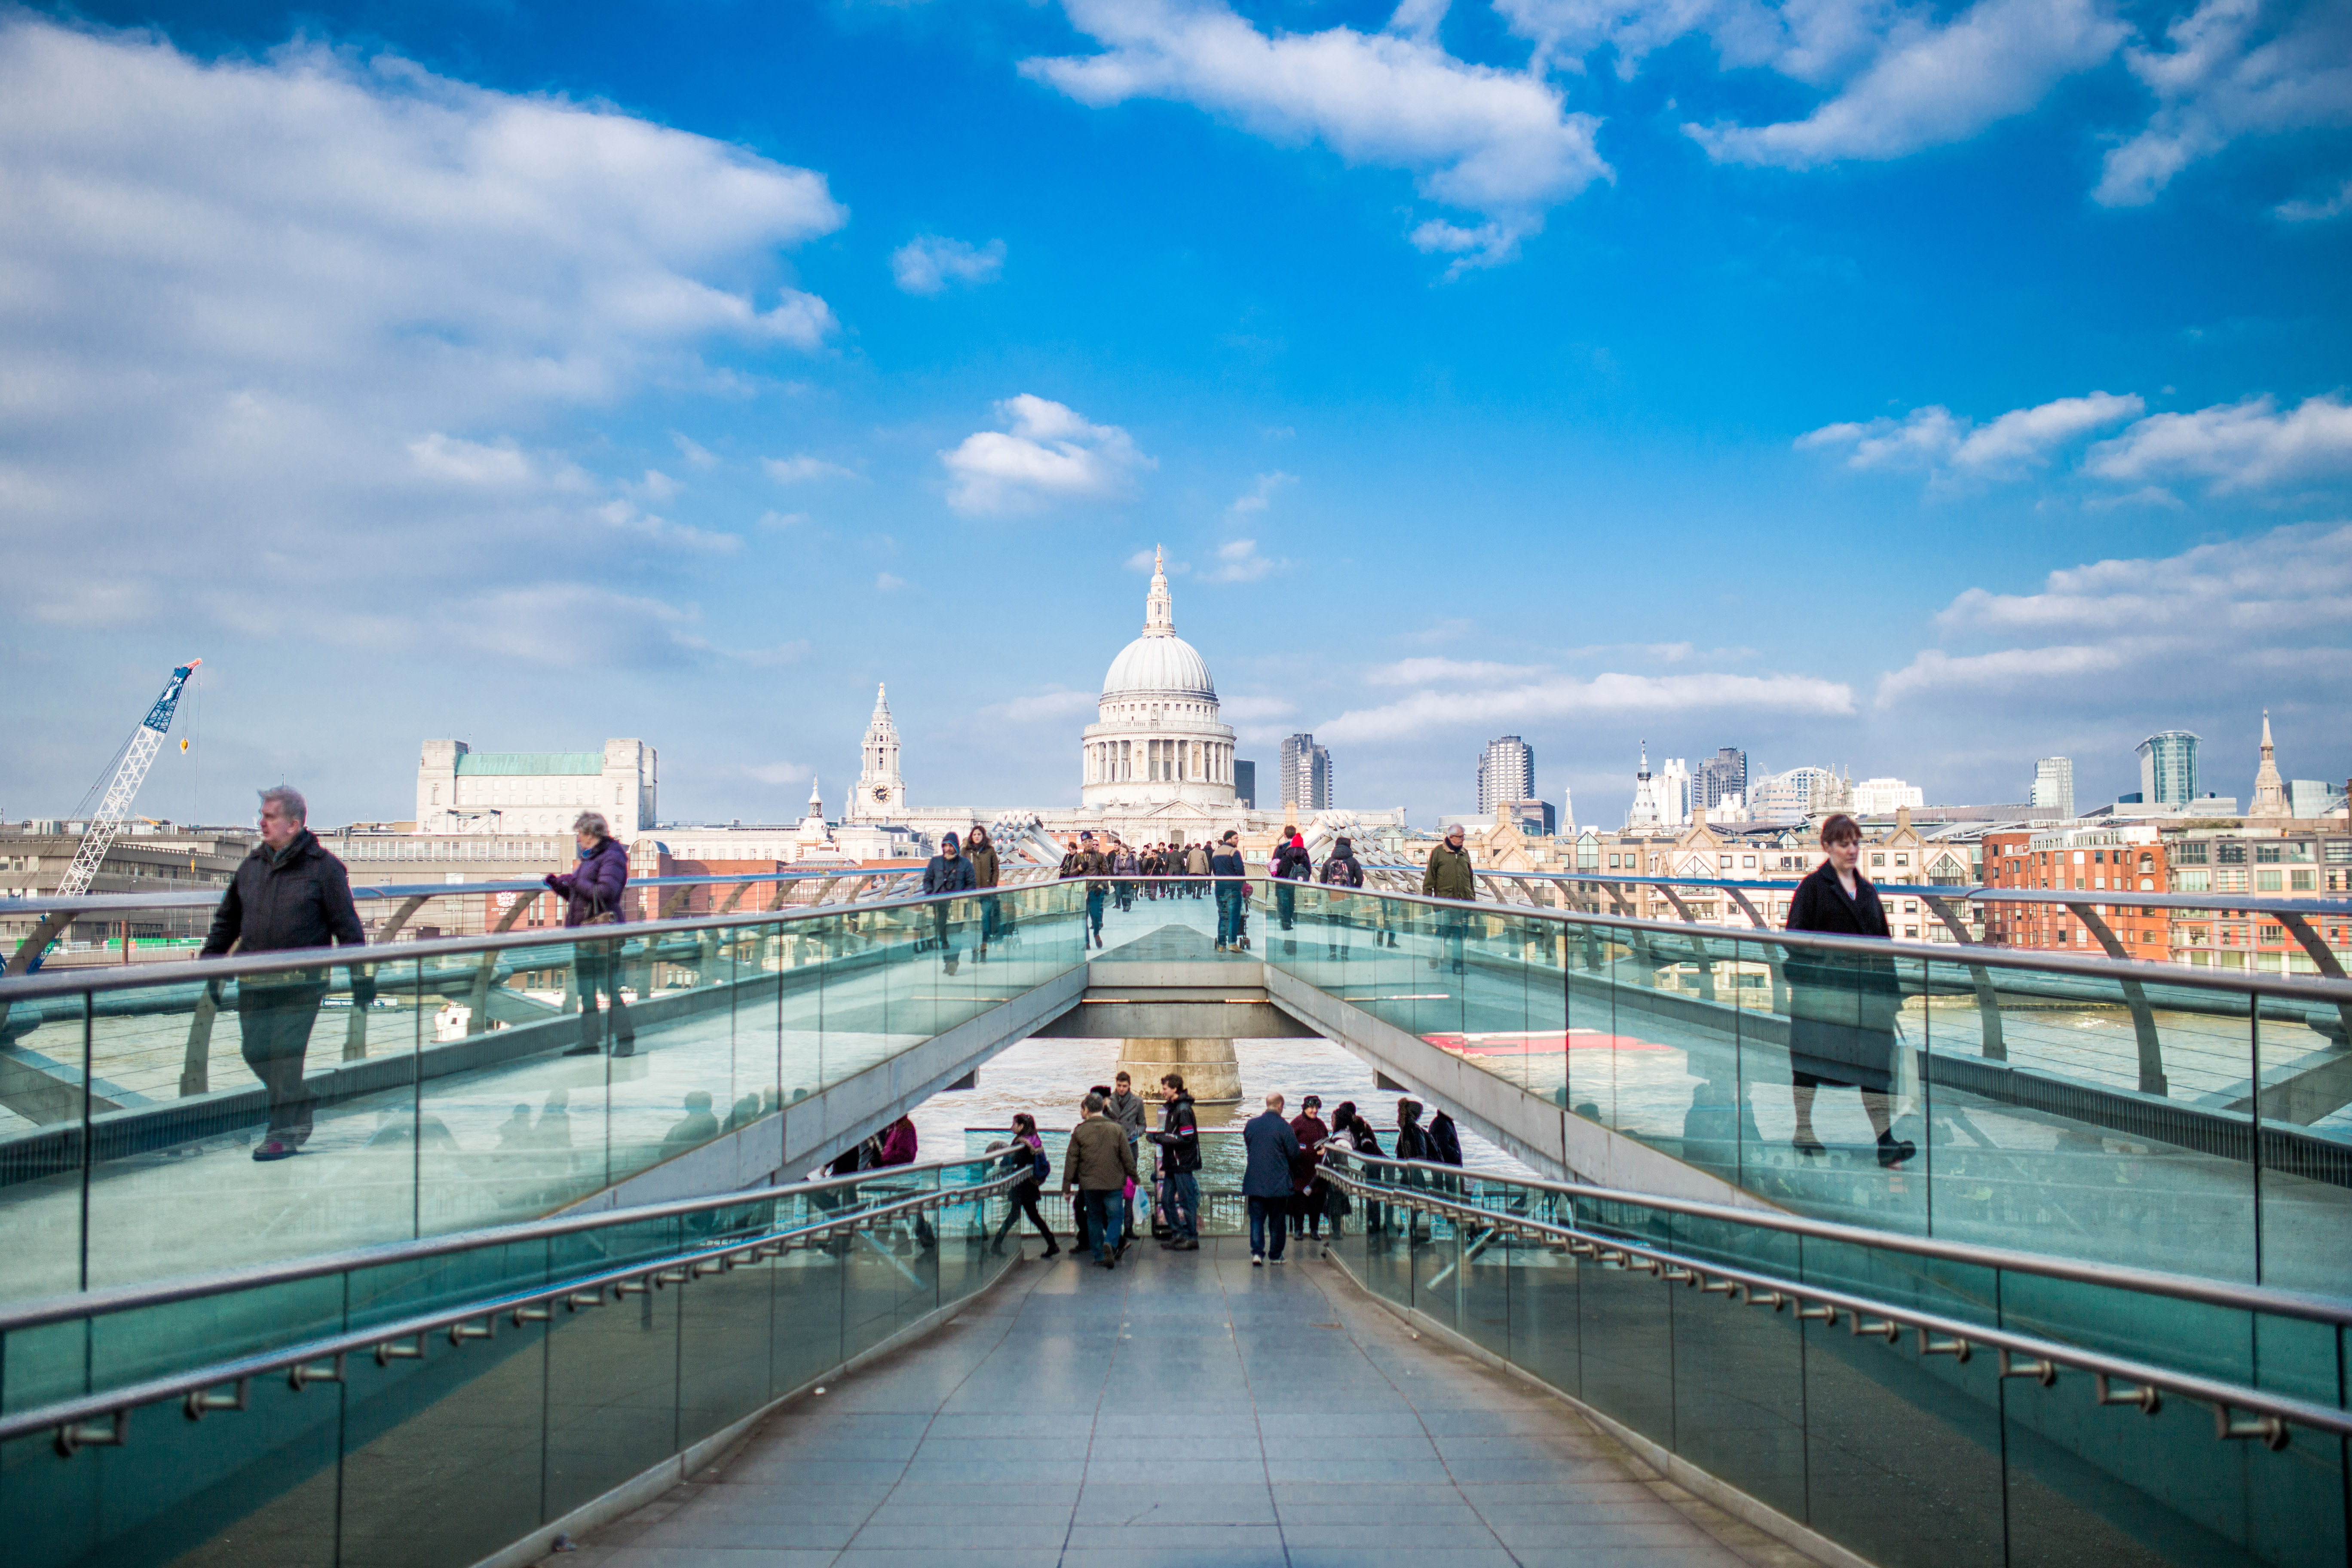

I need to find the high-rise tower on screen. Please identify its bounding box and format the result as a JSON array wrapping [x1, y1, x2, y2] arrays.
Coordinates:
[[1476, 736, 1534, 817]]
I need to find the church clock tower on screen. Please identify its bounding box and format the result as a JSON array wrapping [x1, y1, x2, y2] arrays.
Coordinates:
[[851, 683, 908, 819]]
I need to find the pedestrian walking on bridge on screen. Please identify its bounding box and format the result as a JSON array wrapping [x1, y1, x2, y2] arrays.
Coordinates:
[[919, 831, 976, 973], [202, 786, 368, 1161], [1243, 1092, 1302, 1265], [1063, 1092, 1136, 1268]]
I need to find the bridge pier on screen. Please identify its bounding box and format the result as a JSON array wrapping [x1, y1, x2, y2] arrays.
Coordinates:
[[1112, 1035, 1241, 1110]]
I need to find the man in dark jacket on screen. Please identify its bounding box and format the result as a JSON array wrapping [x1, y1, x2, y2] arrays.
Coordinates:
[[1210, 833, 1248, 952], [1421, 825, 1475, 972], [1242, 1092, 1302, 1264], [1063, 1093, 1138, 1268], [920, 832, 977, 973], [1427, 1106, 1465, 1199], [1151, 1074, 1201, 1250], [1271, 830, 1311, 943], [200, 786, 366, 1161], [1320, 836, 1364, 959], [1105, 1070, 1148, 1232]]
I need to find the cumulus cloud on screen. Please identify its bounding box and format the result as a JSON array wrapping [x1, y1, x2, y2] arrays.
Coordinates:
[[1320, 667, 1856, 743], [2275, 176, 2352, 222], [1230, 471, 1295, 514], [940, 393, 1155, 515], [763, 454, 858, 484], [0, 15, 846, 667], [1686, 0, 2125, 168], [1205, 537, 1283, 582], [977, 688, 1102, 724], [891, 235, 1008, 294], [1877, 521, 2352, 707], [2096, 0, 2352, 207], [673, 433, 720, 469], [1797, 391, 2143, 482], [2085, 393, 2352, 493], [1023, 0, 1609, 269]]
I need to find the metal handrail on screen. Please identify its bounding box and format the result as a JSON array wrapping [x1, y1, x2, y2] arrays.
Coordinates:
[[1359, 863, 2352, 919], [1286, 877, 2352, 1005], [1, 863, 1063, 918], [0, 872, 1073, 1002], [1332, 1150, 2352, 1326], [1321, 1160, 2334, 1446], [7, 869, 2347, 1011], [6, 1167, 1027, 1454], [0, 1152, 1005, 1335]]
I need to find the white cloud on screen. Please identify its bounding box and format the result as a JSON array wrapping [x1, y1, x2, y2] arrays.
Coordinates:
[[1686, 0, 2124, 168], [2096, 0, 2352, 207], [1367, 656, 1551, 686], [891, 235, 1007, 294], [1321, 668, 1856, 743], [1797, 391, 2142, 481], [876, 572, 909, 591], [763, 454, 858, 484], [1023, 0, 1609, 269], [0, 16, 845, 665], [940, 393, 1155, 516], [1230, 471, 1296, 514], [408, 433, 536, 487], [1205, 536, 1283, 582], [729, 643, 811, 668], [977, 688, 1101, 724], [2086, 393, 2352, 492], [596, 499, 740, 553], [673, 433, 719, 469], [1878, 521, 2352, 706], [746, 760, 815, 784], [2275, 175, 2352, 222], [635, 468, 682, 502], [758, 510, 811, 530]]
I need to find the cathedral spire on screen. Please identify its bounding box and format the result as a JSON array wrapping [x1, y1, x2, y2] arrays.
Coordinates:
[[1143, 546, 1175, 636], [872, 682, 891, 719], [2251, 707, 2288, 817]]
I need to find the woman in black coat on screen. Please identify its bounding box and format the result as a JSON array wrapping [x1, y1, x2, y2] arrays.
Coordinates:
[[1783, 813, 1913, 1168]]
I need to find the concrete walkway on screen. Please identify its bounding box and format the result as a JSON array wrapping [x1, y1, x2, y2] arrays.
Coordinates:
[[548, 1240, 1820, 1568]]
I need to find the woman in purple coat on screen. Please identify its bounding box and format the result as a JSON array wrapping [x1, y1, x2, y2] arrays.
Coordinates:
[[548, 811, 636, 1057]]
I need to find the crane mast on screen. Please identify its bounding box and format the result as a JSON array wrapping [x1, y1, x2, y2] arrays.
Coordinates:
[[57, 659, 202, 900]]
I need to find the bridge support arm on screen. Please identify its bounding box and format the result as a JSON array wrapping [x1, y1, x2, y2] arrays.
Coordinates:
[[2070, 902, 2167, 1096], [1922, 893, 2008, 1063]]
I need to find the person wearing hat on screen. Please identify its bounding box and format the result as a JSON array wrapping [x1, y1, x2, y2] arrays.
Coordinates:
[[919, 830, 977, 973], [1288, 1093, 1331, 1248]]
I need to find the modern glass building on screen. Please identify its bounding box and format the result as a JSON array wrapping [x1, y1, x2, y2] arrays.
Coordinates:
[[2030, 755, 2075, 818], [2137, 729, 2200, 806], [1476, 734, 1535, 815]]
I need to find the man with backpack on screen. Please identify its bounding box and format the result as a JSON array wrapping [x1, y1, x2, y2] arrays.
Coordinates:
[[1320, 835, 1365, 959], [1271, 829, 1312, 949]]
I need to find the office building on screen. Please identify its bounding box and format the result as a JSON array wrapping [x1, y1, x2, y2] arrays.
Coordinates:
[[416, 739, 658, 835], [1280, 733, 1332, 811], [2137, 730, 2199, 808], [2030, 757, 2074, 820], [1695, 747, 1747, 813], [1852, 777, 1924, 815], [2291, 779, 2342, 818], [1234, 760, 1257, 810], [1477, 736, 1535, 816]]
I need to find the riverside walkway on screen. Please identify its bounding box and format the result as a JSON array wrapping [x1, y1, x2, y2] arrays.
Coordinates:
[[551, 1242, 1807, 1568]]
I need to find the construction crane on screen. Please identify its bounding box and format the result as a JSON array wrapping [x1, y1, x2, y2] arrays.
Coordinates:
[[57, 659, 201, 899]]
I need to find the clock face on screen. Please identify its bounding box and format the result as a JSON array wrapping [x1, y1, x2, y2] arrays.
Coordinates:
[[872, 786, 891, 802]]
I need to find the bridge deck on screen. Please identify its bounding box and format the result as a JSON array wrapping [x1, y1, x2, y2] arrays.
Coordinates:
[[548, 1240, 1813, 1568]]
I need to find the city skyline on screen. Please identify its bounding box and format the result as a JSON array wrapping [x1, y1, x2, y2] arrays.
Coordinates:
[[0, 3, 2344, 827]]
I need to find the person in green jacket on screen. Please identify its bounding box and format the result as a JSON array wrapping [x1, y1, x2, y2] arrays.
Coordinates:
[[1422, 824, 1474, 973]]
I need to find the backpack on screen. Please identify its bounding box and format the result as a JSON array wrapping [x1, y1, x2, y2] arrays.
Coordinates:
[[1323, 857, 1360, 887], [1034, 1149, 1051, 1184]]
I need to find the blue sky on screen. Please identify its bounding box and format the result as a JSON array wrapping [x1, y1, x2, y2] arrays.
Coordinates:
[[1, 0, 2346, 830]]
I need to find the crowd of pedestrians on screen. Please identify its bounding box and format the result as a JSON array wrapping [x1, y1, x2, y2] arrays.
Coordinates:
[[979, 1077, 1467, 1269]]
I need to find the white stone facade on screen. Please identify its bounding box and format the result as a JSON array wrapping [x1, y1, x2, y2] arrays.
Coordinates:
[[1079, 550, 1239, 812], [416, 739, 657, 835]]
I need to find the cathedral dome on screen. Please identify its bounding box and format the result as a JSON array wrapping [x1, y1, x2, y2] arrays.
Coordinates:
[[1103, 634, 1215, 701], [1099, 547, 1216, 702]]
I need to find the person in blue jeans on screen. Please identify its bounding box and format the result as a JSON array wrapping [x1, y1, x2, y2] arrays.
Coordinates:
[[1211, 831, 1248, 952], [1062, 1092, 1136, 1268], [1241, 1092, 1302, 1265]]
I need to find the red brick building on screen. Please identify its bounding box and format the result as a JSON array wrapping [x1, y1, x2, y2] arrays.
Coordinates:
[[1979, 827, 2169, 959]]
